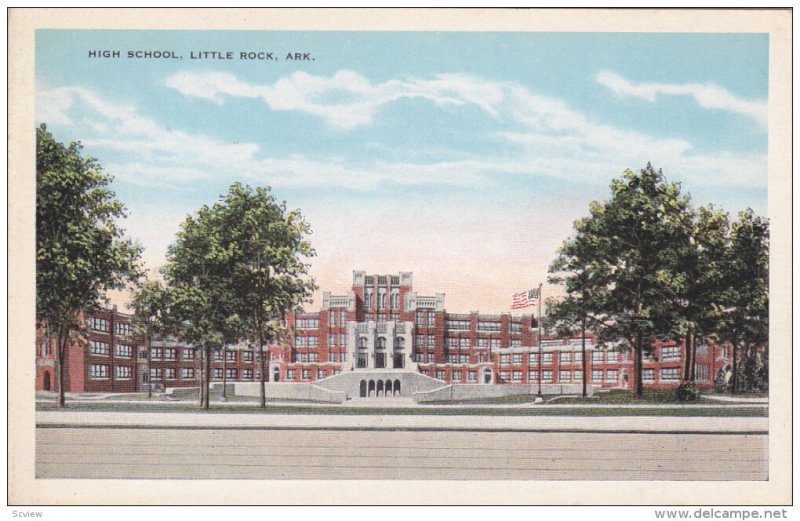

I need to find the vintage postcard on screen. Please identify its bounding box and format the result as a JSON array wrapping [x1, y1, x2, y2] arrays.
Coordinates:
[[8, 8, 792, 506]]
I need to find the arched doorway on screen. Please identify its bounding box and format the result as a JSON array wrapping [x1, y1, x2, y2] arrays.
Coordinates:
[[377, 379, 384, 397], [272, 367, 280, 382], [368, 380, 375, 397], [385, 379, 392, 396], [359, 380, 367, 398], [394, 379, 401, 396], [43, 371, 51, 391], [483, 368, 492, 384]]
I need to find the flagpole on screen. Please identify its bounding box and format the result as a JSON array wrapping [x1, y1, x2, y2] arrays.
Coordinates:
[[537, 283, 543, 398]]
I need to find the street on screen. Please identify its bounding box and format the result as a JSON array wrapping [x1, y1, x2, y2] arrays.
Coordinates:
[[35, 412, 768, 480]]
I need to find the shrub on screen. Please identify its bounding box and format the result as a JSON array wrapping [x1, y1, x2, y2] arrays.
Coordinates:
[[675, 381, 700, 402]]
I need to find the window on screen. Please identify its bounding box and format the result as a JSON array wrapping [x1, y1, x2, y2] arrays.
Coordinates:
[[459, 354, 469, 364], [511, 322, 522, 334], [340, 333, 346, 346], [328, 353, 336, 362], [365, 290, 373, 309], [529, 353, 539, 364], [114, 322, 131, 336], [468, 371, 477, 382], [606, 352, 619, 364], [511, 339, 521, 348], [660, 368, 680, 381], [560, 352, 571, 364], [427, 314, 436, 327], [90, 317, 109, 333], [213, 350, 222, 361], [301, 369, 310, 380], [500, 354, 510, 366], [542, 353, 553, 364], [478, 321, 501, 332], [377, 289, 387, 309], [149, 367, 162, 380], [490, 338, 501, 349], [138, 347, 148, 360], [559, 370, 571, 382], [499, 370, 510, 382], [181, 368, 195, 380], [377, 314, 386, 323], [592, 369, 603, 382], [296, 318, 320, 329], [605, 369, 619, 382], [164, 368, 176, 380], [90, 340, 109, 356], [574, 370, 583, 381], [364, 313, 373, 322], [447, 337, 458, 348], [339, 352, 347, 362], [528, 371, 539, 381], [427, 335, 435, 347], [115, 344, 132, 358], [452, 370, 462, 381], [212, 368, 222, 379], [287, 370, 296, 380], [592, 351, 603, 363], [416, 312, 424, 326], [164, 348, 177, 361], [642, 368, 655, 382], [416, 335, 424, 348], [661, 346, 680, 361], [225, 368, 237, 379], [183, 349, 195, 360], [317, 369, 325, 379], [226, 351, 236, 362], [307, 336, 318, 347], [512, 353, 522, 364], [512, 371, 522, 381], [574, 351, 583, 363], [242, 351, 253, 362], [446, 320, 469, 330], [427, 354, 435, 363], [115, 366, 131, 379], [328, 334, 336, 346], [477, 338, 488, 348], [459, 338, 470, 348], [308, 353, 318, 362], [390, 291, 400, 310], [542, 370, 553, 382], [90, 364, 109, 379], [242, 369, 253, 380], [435, 370, 445, 380]]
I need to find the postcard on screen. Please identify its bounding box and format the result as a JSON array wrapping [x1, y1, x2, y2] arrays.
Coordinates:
[[8, 8, 792, 506]]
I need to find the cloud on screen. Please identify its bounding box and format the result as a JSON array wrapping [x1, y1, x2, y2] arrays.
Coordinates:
[[595, 70, 767, 125]]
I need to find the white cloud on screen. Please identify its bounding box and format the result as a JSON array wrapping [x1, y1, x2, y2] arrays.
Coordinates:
[[595, 70, 767, 125]]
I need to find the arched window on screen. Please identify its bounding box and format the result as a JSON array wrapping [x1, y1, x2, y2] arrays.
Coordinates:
[[378, 289, 387, 309], [359, 337, 368, 349], [390, 292, 399, 309], [376, 337, 386, 349], [395, 337, 405, 350], [365, 290, 373, 309], [394, 380, 401, 396], [360, 380, 367, 398]]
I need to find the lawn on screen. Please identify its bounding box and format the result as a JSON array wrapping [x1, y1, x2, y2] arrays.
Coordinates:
[[34, 400, 767, 417]]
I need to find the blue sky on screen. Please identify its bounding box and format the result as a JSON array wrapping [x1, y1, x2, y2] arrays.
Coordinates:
[[35, 30, 769, 312]]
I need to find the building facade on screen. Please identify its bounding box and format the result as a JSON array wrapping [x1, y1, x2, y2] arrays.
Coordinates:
[[35, 270, 731, 396]]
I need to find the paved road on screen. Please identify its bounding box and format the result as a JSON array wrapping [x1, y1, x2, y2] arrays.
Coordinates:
[[36, 412, 768, 480]]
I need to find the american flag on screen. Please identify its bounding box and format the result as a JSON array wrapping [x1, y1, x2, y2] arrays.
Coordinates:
[[512, 288, 540, 309]]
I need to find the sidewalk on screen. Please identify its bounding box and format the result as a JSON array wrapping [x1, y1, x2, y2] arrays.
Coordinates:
[[35, 409, 768, 433], [703, 394, 769, 404]]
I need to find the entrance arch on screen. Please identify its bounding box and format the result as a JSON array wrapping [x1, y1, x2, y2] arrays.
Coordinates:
[[377, 379, 384, 397], [385, 379, 392, 396], [482, 368, 493, 384], [43, 371, 51, 391], [272, 367, 280, 382], [368, 380, 375, 397], [394, 379, 401, 396], [359, 380, 367, 398]]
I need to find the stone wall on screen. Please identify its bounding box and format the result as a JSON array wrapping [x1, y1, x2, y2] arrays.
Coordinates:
[[313, 370, 446, 398], [231, 382, 346, 403], [413, 383, 594, 403]]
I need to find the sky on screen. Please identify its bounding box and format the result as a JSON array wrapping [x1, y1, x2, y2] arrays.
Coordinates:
[[35, 30, 769, 313]]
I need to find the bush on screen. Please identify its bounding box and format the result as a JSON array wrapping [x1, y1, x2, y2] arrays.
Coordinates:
[[675, 381, 700, 402]]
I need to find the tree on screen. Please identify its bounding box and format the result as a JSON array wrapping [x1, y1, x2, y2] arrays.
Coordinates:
[[130, 278, 168, 398], [161, 183, 316, 409], [716, 209, 769, 394], [161, 205, 240, 409], [212, 183, 316, 408], [36, 124, 142, 407], [549, 164, 693, 397]]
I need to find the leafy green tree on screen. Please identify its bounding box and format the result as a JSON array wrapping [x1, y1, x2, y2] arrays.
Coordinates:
[[130, 278, 168, 398], [161, 183, 316, 409], [36, 124, 141, 407], [212, 183, 316, 408], [716, 209, 769, 394], [549, 164, 693, 397]]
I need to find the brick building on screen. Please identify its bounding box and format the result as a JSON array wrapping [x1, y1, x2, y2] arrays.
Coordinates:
[[35, 270, 731, 396]]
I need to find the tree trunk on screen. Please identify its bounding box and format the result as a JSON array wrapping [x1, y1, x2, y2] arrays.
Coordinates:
[[222, 346, 228, 399], [731, 332, 739, 395], [57, 332, 67, 408], [146, 331, 152, 399], [634, 333, 644, 398], [581, 314, 587, 398], [683, 327, 693, 382], [689, 333, 697, 382], [204, 345, 211, 409], [198, 347, 204, 407], [258, 316, 266, 409]]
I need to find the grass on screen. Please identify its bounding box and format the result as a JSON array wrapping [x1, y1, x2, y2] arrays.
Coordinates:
[[557, 388, 704, 405], [35, 401, 767, 417]]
